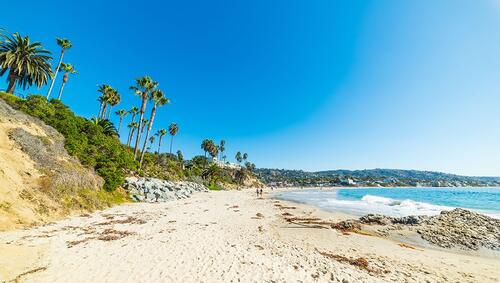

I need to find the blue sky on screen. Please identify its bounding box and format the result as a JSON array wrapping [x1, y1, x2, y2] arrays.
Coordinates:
[[2, 0, 500, 176]]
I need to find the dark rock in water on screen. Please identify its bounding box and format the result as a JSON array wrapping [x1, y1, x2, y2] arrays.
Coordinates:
[[358, 209, 499, 251], [359, 214, 394, 225], [416, 208, 500, 250], [392, 215, 427, 225]]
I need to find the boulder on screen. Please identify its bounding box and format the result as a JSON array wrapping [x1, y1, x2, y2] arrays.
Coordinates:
[[123, 177, 208, 203]]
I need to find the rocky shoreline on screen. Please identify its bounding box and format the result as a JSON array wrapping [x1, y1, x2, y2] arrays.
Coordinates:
[[359, 209, 500, 251], [123, 177, 208, 202]]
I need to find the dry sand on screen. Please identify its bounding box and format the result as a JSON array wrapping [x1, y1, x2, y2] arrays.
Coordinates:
[[0, 189, 499, 282]]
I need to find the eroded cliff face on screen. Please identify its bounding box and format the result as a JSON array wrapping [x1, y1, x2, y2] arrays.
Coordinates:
[[0, 98, 103, 231]]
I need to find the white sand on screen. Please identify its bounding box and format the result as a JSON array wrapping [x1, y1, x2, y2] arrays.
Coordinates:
[[1, 189, 499, 282]]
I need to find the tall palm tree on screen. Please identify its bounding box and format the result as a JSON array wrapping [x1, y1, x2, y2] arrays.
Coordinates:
[[97, 84, 113, 118], [168, 123, 178, 154], [235, 151, 242, 164], [127, 107, 139, 146], [155, 129, 167, 154], [219, 140, 225, 161], [243, 153, 248, 162], [106, 89, 120, 119], [115, 109, 128, 132], [208, 142, 218, 159], [46, 38, 71, 99], [0, 33, 53, 94], [130, 76, 158, 159], [201, 139, 211, 157], [148, 135, 156, 151], [139, 90, 169, 166], [140, 118, 148, 134], [57, 62, 77, 100], [127, 122, 138, 146]]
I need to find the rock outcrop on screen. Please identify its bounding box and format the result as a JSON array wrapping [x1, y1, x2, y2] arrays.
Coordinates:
[[359, 209, 500, 250], [0, 96, 103, 230], [123, 177, 208, 202]]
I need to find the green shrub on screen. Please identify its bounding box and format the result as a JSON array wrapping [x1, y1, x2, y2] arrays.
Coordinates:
[[0, 93, 137, 191]]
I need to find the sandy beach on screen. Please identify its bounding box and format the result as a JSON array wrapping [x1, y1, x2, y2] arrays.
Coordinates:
[[1, 189, 499, 283]]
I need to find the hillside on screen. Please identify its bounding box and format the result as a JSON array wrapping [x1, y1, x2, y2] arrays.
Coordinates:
[[256, 168, 500, 187], [0, 95, 125, 231]]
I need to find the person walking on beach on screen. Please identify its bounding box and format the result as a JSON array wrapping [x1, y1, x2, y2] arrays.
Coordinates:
[[256, 188, 260, 198]]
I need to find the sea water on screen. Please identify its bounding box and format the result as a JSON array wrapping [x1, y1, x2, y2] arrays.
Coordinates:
[[274, 187, 500, 219]]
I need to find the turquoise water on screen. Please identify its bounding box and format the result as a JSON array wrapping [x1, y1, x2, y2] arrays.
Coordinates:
[[274, 187, 500, 218]]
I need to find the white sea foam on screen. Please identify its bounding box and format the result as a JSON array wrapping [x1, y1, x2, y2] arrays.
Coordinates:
[[276, 191, 454, 217]]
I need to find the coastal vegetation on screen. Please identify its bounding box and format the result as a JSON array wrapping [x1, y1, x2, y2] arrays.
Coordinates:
[[0, 28, 260, 197]]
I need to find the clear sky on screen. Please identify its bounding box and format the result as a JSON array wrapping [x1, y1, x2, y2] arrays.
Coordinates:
[[2, 0, 500, 176]]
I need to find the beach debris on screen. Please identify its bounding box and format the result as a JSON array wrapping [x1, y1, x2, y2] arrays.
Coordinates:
[[398, 243, 422, 251], [13, 266, 48, 282], [67, 237, 95, 248], [97, 229, 136, 241], [254, 244, 264, 250], [331, 220, 362, 232], [316, 249, 379, 274], [96, 216, 146, 226]]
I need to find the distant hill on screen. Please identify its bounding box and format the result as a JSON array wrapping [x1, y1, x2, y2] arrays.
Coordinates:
[[255, 168, 500, 187]]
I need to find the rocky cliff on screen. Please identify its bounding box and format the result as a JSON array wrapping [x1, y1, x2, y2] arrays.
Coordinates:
[[0, 97, 105, 230]]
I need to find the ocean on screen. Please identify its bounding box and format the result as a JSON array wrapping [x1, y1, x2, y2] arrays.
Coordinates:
[[273, 187, 500, 219]]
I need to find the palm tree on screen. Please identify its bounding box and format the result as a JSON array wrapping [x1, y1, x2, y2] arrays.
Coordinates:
[[126, 122, 138, 146], [140, 118, 148, 134], [201, 139, 211, 157], [57, 63, 77, 101], [155, 129, 167, 154], [219, 140, 225, 160], [235, 151, 242, 164], [168, 123, 179, 154], [106, 90, 120, 119], [127, 107, 139, 146], [115, 109, 128, 132], [0, 33, 53, 94], [97, 84, 113, 118], [148, 135, 155, 151], [91, 117, 118, 137], [139, 89, 169, 166], [243, 153, 248, 163], [46, 38, 71, 99], [208, 143, 219, 159], [130, 76, 158, 159]]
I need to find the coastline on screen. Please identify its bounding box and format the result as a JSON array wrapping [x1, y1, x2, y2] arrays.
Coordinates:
[[0, 189, 499, 282]]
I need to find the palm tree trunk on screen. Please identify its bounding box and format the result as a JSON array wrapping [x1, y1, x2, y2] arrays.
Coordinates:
[[6, 71, 17, 94], [107, 105, 112, 119], [169, 136, 174, 154], [46, 49, 64, 100], [98, 101, 104, 118], [134, 98, 148, 159], [57, 81, 66, 100], [127, 113, 136, 146], [118, 117, 123, 132], [158, 135, 163, 154], [139, 104, 157, 167], [101, 104, 108, 119], [128, 128, 135, 147]]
